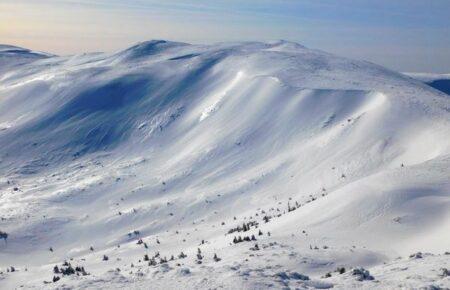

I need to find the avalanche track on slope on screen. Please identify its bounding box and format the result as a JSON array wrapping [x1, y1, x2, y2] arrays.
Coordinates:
[[0, 40, 449, 289]]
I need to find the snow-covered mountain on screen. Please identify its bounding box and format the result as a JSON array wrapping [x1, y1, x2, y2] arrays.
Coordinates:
[[0, 40, 449, 289], [405, 72, 450, 95]]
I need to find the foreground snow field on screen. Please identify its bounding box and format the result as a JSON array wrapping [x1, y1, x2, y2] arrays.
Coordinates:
[[0, 40, 449, 289]]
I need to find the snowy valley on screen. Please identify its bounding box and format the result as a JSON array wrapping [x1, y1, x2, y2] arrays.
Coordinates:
[[0, 40, 449, 289]]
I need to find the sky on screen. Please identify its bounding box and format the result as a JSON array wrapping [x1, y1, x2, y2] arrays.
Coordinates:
[[1, 0, 449, 73]]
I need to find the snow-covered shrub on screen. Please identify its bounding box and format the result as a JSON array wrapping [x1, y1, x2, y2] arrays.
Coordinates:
[[352, 267, 374, 281], [409, 252, 423, 259], [439, 268, 449, 277]]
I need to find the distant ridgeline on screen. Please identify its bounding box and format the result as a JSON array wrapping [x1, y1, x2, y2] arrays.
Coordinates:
[[427, 79, 450, 95], [405, 72, 450, 95]]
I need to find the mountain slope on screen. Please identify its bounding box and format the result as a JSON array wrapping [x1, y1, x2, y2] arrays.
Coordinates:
[[405, 72, 450, 95], [0, 41, 449, 289]]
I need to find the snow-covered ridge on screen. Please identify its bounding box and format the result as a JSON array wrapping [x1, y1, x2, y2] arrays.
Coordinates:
[[405, 72, 450, 82], [405, 72, 450, 95], [0, 45, 52, 73], [0, 40, 449, 289]]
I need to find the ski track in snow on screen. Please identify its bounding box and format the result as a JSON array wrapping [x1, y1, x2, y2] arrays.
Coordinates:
[[0, 41, 449, 289]]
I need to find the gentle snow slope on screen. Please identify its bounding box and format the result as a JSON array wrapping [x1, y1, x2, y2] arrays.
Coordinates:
[[0, 40, 449, 289]]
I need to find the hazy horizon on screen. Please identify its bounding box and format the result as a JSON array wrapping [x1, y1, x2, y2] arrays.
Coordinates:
[[1, 0, 449, 73]]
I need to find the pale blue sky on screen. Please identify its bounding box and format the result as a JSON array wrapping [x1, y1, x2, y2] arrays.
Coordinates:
[[1, 0, 449, 72]]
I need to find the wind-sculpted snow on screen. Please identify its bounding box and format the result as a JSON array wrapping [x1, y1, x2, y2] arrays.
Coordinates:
[[0, 45, 51, 74], [0, 41, 449, 289]]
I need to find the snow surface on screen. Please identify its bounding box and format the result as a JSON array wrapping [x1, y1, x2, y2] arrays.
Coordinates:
[[0, 40, 449, 289]]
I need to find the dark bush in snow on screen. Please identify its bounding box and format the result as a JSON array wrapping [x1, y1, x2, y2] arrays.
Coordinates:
[[352, 267, 374, 281], [275, 272, 289, 280], [61, 265, 75, 276], [196, 248, 203, 264], [0, 231, 8, 243], [439, 268, 449, 277], [409, 252, 423, 259]]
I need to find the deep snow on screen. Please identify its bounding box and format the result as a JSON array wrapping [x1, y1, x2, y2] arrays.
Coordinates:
[[0, 40, 449, 289]]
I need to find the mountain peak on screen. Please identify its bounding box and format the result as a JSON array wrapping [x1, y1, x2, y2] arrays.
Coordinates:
[[118, 39, 189, 59]]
